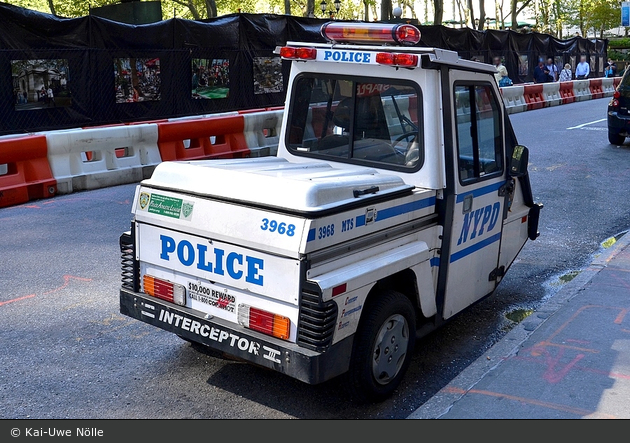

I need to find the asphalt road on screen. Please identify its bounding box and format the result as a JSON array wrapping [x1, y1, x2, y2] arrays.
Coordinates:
[[1, 97, 627, 419]]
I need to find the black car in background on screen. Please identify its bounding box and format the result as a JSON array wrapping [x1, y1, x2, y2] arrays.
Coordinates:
[[608, 69, 630, 145]]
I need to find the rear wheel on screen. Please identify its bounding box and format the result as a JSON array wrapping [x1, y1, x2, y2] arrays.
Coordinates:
[[608, 131, 625, 145], [344, 290, 416, 402]]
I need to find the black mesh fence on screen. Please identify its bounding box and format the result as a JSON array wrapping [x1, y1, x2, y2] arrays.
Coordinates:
[[0, 3, 606, 136]]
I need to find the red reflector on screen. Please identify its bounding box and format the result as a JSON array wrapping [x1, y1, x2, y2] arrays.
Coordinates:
[[332, 283, 347, 297], [143, 275, 174, 303], [376, 53, 418, 67], [280, 46, 297, 58], [376, 52, 395, 65], [280, 46, 316, 60], [249, 307, 275, 335], [394, 53, 418, 67], [521, 216, 528, 223], [296, 47, 317, 59]]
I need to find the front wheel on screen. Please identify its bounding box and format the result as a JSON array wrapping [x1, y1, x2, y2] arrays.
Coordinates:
[[344, 290, 416, 402], [608, 131, 625, 145]]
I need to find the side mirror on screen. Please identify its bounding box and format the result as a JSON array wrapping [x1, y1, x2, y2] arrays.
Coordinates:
[[509, 144, 529, 177]]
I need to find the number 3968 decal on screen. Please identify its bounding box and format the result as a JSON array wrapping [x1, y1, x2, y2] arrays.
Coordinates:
[[261, 218, 296, 236], [318, 224, 334, 239]]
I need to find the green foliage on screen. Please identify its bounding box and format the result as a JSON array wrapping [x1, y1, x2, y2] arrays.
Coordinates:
[[607, 50, 630, 61], [609, 38, 630, 49], [563, 0, 621, 37]]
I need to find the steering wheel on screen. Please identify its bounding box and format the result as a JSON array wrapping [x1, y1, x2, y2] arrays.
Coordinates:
[[392, 131, 418, 154]]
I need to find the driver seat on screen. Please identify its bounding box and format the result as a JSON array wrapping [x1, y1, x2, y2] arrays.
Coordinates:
[[317, 98, 352, 152]]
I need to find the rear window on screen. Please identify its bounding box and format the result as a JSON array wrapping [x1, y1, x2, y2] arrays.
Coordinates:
[[619, 69, 630, 97], [286, 74, 423, 172]]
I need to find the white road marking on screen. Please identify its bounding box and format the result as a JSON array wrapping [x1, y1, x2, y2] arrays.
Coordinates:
[[567, 118, 606, 130]]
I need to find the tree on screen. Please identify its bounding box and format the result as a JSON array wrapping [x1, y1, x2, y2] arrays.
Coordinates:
[[509, 0, 535, 29], [381, 0, 392, 20], [433, 0, 443, 25]]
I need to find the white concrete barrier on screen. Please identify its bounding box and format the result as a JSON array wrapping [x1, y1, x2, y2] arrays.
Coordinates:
[[242, 110, 283, 157], [500, 85, 527, 114], [45, 124, 161, 194], [602, 78, 615, 97], [573, 79, 592, 102], [542, 82, 562, 107]]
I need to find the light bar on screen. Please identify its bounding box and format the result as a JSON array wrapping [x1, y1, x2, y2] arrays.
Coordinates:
[[321, 22, 421, 46], [143, 275, 186, 306], [279, 46, 317, 60], [238, 304, 290, 340]]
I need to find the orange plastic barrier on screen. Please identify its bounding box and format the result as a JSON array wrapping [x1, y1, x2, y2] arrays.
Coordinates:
[[588, 79, 604, 99], [0, 135, 56, 208], [523, 84, 545, 110], [157, 115, 250, 162], [559, 81, 576, 104]]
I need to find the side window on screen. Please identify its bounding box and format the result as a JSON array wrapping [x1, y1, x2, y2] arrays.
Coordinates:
[[455, 83, 503, 183]]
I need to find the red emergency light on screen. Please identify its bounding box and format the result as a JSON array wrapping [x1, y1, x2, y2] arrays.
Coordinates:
[[321, 22, 421, 46], [279, 46, 317, 60], [375, 52, 419, 67]]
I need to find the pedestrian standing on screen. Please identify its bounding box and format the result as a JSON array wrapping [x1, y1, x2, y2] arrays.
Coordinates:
[[605, 58, 617, 77], [533, 58, 550, 83], [575, 55, 590, 79], [47, 87, 55, 107], [546, 57, 559, 82], [559, 63, 573, 82]]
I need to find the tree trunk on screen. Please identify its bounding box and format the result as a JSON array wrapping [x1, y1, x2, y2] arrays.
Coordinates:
[[305, 0, 315, 17], [364, 0, 369, 21], [47, 0, 56, 16], [510, 0, 517, 29], [205, 0, 217, 18], [477, 0, 485, 30], [433, 0, 443, 26], [467, 0, 475, 28], [284, 0, 291, 15], [381, 0, 392, 21]]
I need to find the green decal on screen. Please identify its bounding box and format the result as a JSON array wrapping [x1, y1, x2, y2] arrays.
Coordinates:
[[148, 194, 183, 218], [181, 202, 194, 218]]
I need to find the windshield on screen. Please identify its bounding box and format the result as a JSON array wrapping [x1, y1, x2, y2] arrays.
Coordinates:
[[286, 75, 423, 171]]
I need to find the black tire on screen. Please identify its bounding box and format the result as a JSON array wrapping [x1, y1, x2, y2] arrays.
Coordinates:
[[608, 131, 625, 145], [344, 289, 416, 402]]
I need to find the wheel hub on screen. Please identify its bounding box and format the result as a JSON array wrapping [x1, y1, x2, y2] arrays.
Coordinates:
[[371, 314, 409, 385]]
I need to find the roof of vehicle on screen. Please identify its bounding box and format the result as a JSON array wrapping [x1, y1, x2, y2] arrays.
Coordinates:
[[280, 41, 498, 74]]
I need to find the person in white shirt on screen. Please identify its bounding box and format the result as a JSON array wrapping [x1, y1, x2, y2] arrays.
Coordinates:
[[492, 56, 509, 85], [575, 55, 590, 79], [545, 57, 559, 82]]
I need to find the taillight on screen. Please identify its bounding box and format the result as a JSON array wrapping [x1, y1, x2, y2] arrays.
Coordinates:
[[280, 46, 317, 60], [614, 90, 620, 99], [238, 304, 290, 340], [376, 52, 418, 67], [612, 99, 620, 107], [143, 275, 186, 306]]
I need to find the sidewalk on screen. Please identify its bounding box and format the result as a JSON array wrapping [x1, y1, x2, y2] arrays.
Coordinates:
[[408, 231, 630, 419]]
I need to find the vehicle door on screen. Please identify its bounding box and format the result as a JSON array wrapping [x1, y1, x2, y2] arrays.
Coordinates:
[[442, 72, 507, 319]]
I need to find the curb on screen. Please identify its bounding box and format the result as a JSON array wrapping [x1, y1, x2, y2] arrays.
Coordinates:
[[406, 229, 630, 419]]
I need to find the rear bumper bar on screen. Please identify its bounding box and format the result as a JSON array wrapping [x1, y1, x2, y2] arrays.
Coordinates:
[[119, 288, 353, 384]]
